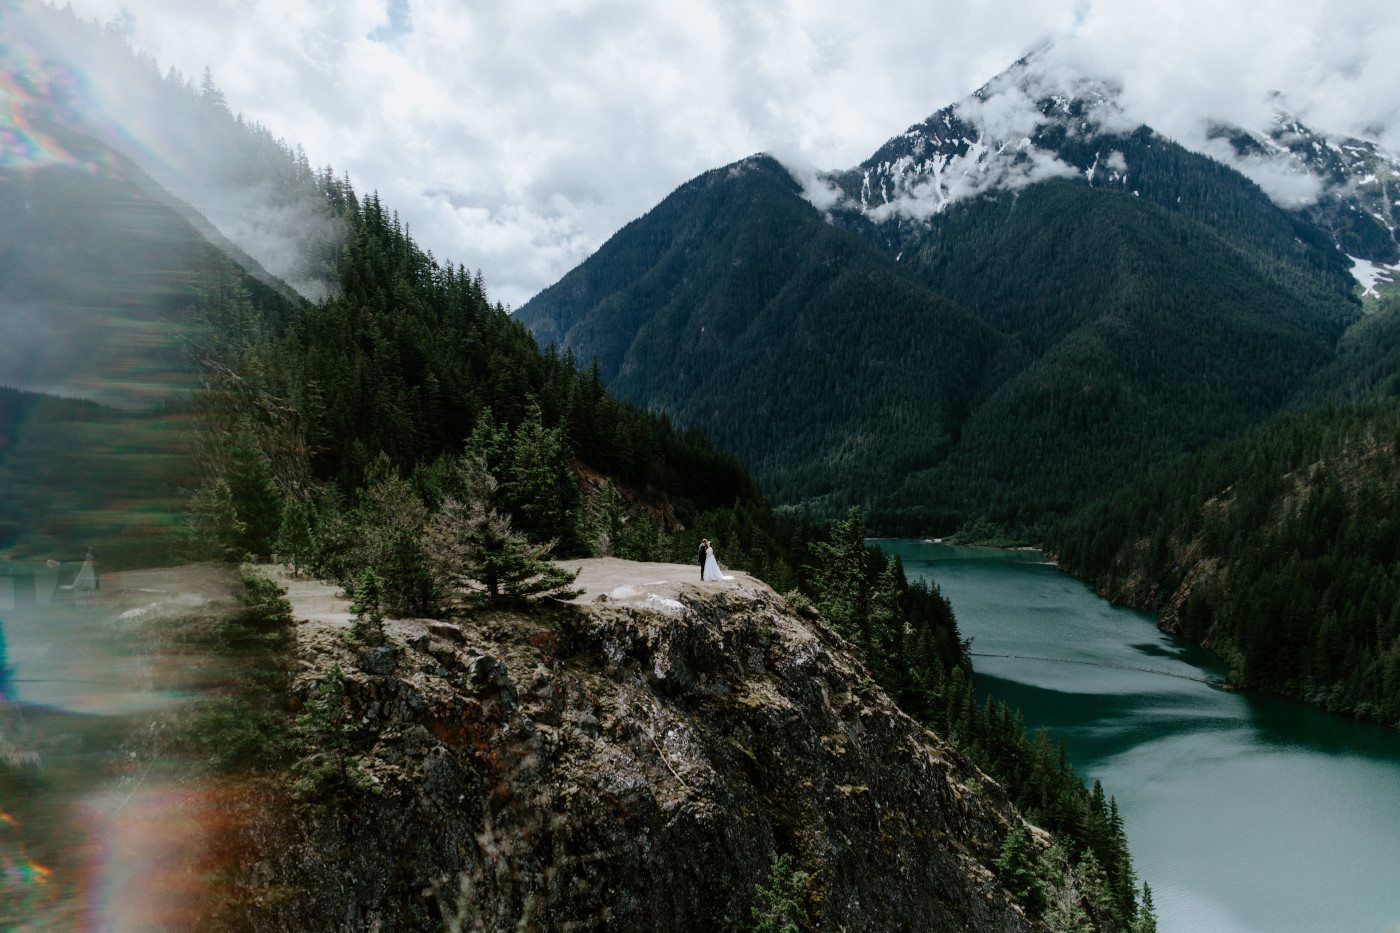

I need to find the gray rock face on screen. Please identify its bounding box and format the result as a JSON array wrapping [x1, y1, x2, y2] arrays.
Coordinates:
[[238, 588, 1047, 932], [358, 645, 399, 676]]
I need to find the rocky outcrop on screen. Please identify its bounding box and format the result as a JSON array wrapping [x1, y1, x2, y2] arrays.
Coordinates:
[[236, 579, 1048, 932]]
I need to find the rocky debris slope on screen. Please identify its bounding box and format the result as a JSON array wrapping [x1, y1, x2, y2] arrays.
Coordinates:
[[236, 571, 1052, 932]]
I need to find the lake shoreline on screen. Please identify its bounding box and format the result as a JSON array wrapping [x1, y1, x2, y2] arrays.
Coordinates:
[[884, 538, 1400, 933]]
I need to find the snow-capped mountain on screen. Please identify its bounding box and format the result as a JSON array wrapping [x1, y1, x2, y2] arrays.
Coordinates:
[[805, 49, 1399, 295], [820, 53, 1136, 223], [515, 46, 1371, 524]]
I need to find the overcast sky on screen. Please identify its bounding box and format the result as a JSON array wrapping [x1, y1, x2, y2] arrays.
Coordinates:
[[57, 0, 1400, 308]]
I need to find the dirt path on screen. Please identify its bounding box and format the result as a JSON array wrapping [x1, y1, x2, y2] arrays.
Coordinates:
[[554, 557, 775, 614], [267, 564, 355, 627], [267, 558, 777, 628]]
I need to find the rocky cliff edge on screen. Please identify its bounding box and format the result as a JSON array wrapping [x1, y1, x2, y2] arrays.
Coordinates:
[[237, 560, 1048, 932]]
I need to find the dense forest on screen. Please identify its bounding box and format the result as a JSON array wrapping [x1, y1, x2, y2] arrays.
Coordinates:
[[880, 175, 1356, 535], [515, 157, 1002, 519], [1053, 399, 1400, 728]]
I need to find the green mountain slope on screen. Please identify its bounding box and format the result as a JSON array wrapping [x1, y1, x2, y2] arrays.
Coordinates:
[[517, 138, 1358, 532], [0, 153, 297, 407], [520, 156, 1002, 509], [0, 133, 299, 562], [1290, 293, 1400, 407], [882, 179, 1357, 527]]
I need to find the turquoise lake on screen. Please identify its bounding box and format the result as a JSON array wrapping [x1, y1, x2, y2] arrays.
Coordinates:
[[881, 540, 1400, 933]]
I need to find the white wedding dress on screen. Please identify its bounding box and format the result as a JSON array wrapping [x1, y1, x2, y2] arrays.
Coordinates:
[[702, 546, 730, 581]]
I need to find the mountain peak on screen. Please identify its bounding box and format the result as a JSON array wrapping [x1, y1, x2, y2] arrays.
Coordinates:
[[798, 51, 1400, 274], [811, 52, 1140, 224]]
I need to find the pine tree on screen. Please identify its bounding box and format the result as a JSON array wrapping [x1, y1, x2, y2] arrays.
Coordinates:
[[199, 66, 228, 111], [502, 401, 582, 552], [350, 568, 386, 644], [225, 425, 284, 558], [993, 828, 1045, 913], [810, 506, 871, 650], [1038, 840, 1094, 933], [422, 456, 580, 605], [869, 561, 905, 691], [1073, 849, 1111, 918], [350, 457, 434, 615], [277, 495, 314, 576], [1107, 796, 1138, 926], [182, 479, 246, 562], [1134, 883, 1159, 933], [290, 664, 365, 798], [749, 854, 810, 933]]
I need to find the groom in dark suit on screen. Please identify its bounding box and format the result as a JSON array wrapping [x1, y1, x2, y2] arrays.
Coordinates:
[[697, 539, 709, 580]]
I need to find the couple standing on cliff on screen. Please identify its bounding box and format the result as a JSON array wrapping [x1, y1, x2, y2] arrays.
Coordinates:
[[696, 539, 730, 582]]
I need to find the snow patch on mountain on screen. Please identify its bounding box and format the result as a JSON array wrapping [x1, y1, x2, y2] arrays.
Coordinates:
[[1349, 256, 1397, 298], [1206, 109, 1400, 209], [793, 44, 1400, 268]]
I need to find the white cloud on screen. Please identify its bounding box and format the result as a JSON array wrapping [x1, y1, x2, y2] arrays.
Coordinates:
[[53, 0, 1400, 305], [863, 143, 1083, 223], [772, 149, 848, 215], [1195, 137, 1326, 206]]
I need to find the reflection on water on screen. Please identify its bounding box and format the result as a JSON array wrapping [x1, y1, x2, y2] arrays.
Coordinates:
[[883, 539, 1400, 933]]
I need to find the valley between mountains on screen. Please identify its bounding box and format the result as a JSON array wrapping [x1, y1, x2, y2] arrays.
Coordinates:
[[4, 6, 1400, 930]]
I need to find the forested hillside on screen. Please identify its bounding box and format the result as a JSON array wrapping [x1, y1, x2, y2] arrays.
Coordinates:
[[515, 99, 1360, 537], [0, 134, 298, 562], [1292, 293, 1400, 407], [1052, 401, 1400, 728], [0, 20, 1157, 921], [0, 151, 296, 408], [7, 0, 348, 300], [520, 156, 1002, 512], [881, 177, 1356, 531]]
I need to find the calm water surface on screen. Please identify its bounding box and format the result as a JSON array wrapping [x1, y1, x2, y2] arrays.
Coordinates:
[[882, 540, 1400, 933]]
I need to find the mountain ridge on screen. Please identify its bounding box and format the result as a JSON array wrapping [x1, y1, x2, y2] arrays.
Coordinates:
[[515, 53, 1363, 532]]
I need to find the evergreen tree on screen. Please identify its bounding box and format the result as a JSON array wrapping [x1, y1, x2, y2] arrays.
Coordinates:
[[993, 828, 1045, 913], [501, 400, 583, 553], [809, 507, 871, 650], [350, 568, 386, 644], [349, 457, 434, 615], [276, 495, 315, 575], [1073, 850, 1111, 921], [1038, 840, 1095, 933], [181, 479, 246, 562], [422, 456, 580, 605], [749, 854, 810, 933], [1134, 883, 1158, 933], [290, 664, 368, 798], [225, 425, 284, 557]]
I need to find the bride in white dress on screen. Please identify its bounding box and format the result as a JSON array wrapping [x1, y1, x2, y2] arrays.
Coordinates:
[[702, 544, 731, 581]]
